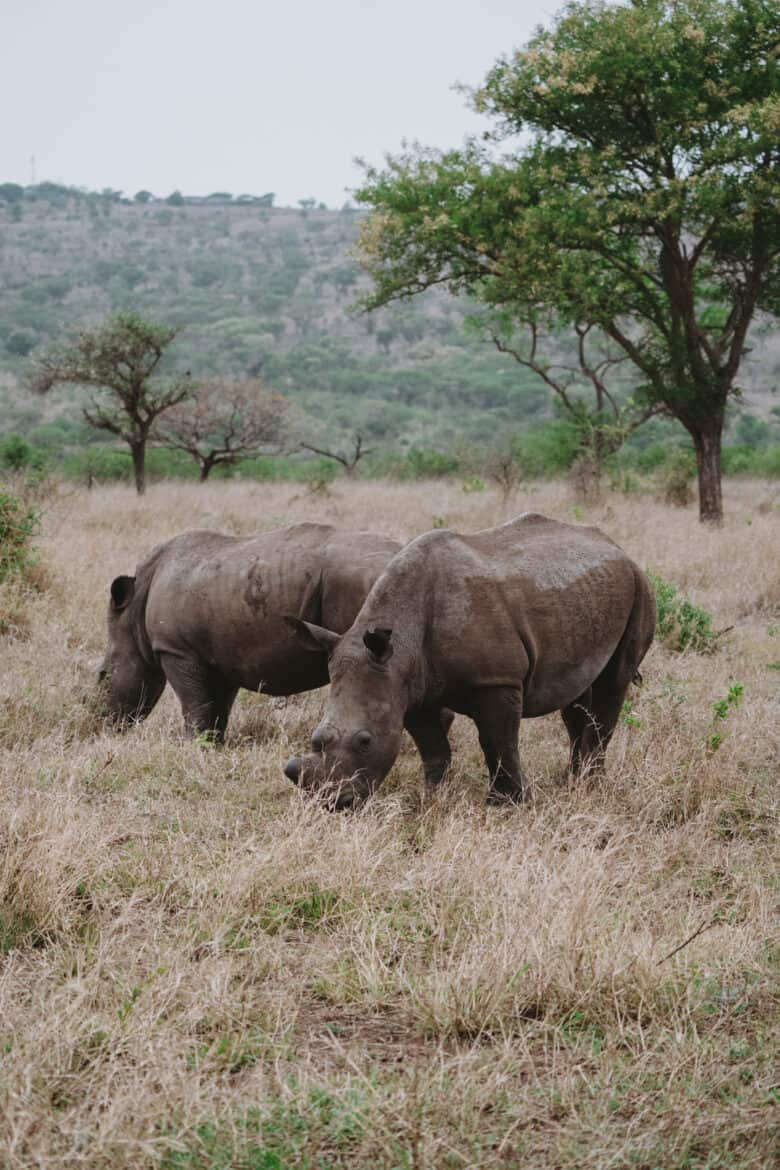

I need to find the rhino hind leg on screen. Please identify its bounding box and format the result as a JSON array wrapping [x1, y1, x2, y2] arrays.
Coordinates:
[[404, 708, 452, 790], [561, 679, 627, 782], [562, 634, 646, 782], [160, 653, 238, 744], [564, 573, 655, 782], [469, 686, 527, 805]]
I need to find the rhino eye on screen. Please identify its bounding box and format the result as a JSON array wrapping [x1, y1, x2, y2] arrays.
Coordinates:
[[353, 730, 372, 753]]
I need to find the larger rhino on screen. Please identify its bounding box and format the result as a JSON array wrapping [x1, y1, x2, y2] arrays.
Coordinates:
[[284, 514, 655, 807], [98, 523, 400, 741]]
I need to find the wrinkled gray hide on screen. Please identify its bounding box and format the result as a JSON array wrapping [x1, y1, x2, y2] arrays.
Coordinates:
[[98, 523, 400, 741], [284, 513, 656, 807]]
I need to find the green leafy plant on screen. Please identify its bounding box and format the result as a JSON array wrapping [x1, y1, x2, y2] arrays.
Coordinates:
[[648, 572, 718, 654], [0, 490, 40, 584], [620, 699, 642, 730], [707, 682, 744, 752]]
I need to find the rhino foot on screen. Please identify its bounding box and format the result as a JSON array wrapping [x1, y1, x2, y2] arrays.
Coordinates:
[[486, 785, 525, 807]]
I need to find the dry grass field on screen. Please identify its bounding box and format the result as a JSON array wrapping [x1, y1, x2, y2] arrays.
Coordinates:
[[0, 477, 778, 1169]]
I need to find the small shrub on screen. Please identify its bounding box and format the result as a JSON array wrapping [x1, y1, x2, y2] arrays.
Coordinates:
[[707, 682, 744, 752], [0, 434, 44, 472], [403, 447, 460, 479], [0, 489, 40, 584], [648, 572, 718, 653], [658, 451, 695, 507], [568, 454, 602, 503]]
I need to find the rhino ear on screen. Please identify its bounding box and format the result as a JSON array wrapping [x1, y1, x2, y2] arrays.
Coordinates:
[[363, 627, 393, 663], [284, 615, 340, 655], [110, 575, 135, 611]]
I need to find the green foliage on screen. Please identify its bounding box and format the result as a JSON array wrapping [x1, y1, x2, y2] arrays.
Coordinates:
[[257, 888, 342, 934], [659, 450, 696, 506], [0, 182, 24, 203], [648, 573, 718, 654], [0, 489, 40, 583], [722, 444, 780, 477], [0, 434, 44, 472], [620, 699, 642, 730], [514, 420, 581, 477], [161, 1088, 368, 1170], [708, 682, 745, 752], [4, 329, 37, 357], [355, 0, 780, 520]]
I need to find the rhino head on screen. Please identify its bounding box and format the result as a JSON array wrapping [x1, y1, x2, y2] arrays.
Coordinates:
[[283, 618, 405, 808], [96, 575, 165, 726]]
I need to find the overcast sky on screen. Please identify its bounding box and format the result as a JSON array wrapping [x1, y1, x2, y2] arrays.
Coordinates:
[[1, 0, 545, 207]]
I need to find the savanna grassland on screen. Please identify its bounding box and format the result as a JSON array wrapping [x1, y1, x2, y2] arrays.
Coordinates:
[[0, 477, 778, 1170]]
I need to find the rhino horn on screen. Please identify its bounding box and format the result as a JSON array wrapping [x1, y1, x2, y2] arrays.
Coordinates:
[[284, 614, 340, 654]]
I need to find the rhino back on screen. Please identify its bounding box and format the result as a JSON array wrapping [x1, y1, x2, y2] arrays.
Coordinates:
[[143, 526, 329, 692], [320, 531, 402, 631], [360, 514, 642, 714], [142, 524, 396, 695]]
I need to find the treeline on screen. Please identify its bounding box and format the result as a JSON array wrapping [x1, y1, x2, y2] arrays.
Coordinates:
[[0, 182, 278, 209], [3, 414, 779, 486]]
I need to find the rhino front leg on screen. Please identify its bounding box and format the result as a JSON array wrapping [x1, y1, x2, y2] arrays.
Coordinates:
[[469, 687, 526, 805], [159, 653, 238, 744], [404, 708, 452, 791]]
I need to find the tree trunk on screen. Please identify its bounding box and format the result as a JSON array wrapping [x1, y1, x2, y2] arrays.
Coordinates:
[[199, 460, 212, 482], [692, 427, 723, 525], [130, 441, 146, 496]]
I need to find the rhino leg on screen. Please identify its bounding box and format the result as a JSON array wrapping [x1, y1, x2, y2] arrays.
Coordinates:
[[561, 687, 593, 777], [469, 687, 526, 805], [562, 672, 633, 782], [405, 708, 452, 790], [160, 653, 238, 744], [565, 572, 654, 781]]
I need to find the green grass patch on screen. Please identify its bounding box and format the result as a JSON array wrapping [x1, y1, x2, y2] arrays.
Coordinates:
[[161, 1088, 368, 1170]]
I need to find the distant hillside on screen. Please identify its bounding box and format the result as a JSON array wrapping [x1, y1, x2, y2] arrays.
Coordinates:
[[0, 183, 778, 455]]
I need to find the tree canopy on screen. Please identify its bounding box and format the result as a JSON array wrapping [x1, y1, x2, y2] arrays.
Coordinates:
[[356, 0, 780, 521], [32, 312, 190, 495]]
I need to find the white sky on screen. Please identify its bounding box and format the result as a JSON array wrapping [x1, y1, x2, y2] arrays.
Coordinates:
[[1, 0, 544, 207]]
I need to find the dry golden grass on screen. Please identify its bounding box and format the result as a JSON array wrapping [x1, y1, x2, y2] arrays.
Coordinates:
[[0, 477, 778, 1169]]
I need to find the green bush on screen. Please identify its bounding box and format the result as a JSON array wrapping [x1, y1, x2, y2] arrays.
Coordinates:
[[0, 490, 40, 583], [61, 448, 132, 483], [755, 446, 780, 477], [513, 420, 580, 477], [658, 450, 695, 506], [647, 572, 718, 653], [722, 445, 758, 475], [403, 447, 461, 478], [0, 435, 44, 472]]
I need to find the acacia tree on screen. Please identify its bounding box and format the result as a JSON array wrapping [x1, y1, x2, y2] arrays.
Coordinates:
[[32, 312, 190, 495], [156, 377, 290, 480], [356, 0, 780, 523], [478, 311, 662, 467], [299, 433, 373, 476]]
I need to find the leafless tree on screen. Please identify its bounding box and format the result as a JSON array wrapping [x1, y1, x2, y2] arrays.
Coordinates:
[[156, 378, 289, 480], [298, 432, 372, 477]]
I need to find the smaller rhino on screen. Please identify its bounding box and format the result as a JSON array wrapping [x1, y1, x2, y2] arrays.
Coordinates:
[[284, 514, 656, 807], [97, 523, 400, 741]]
